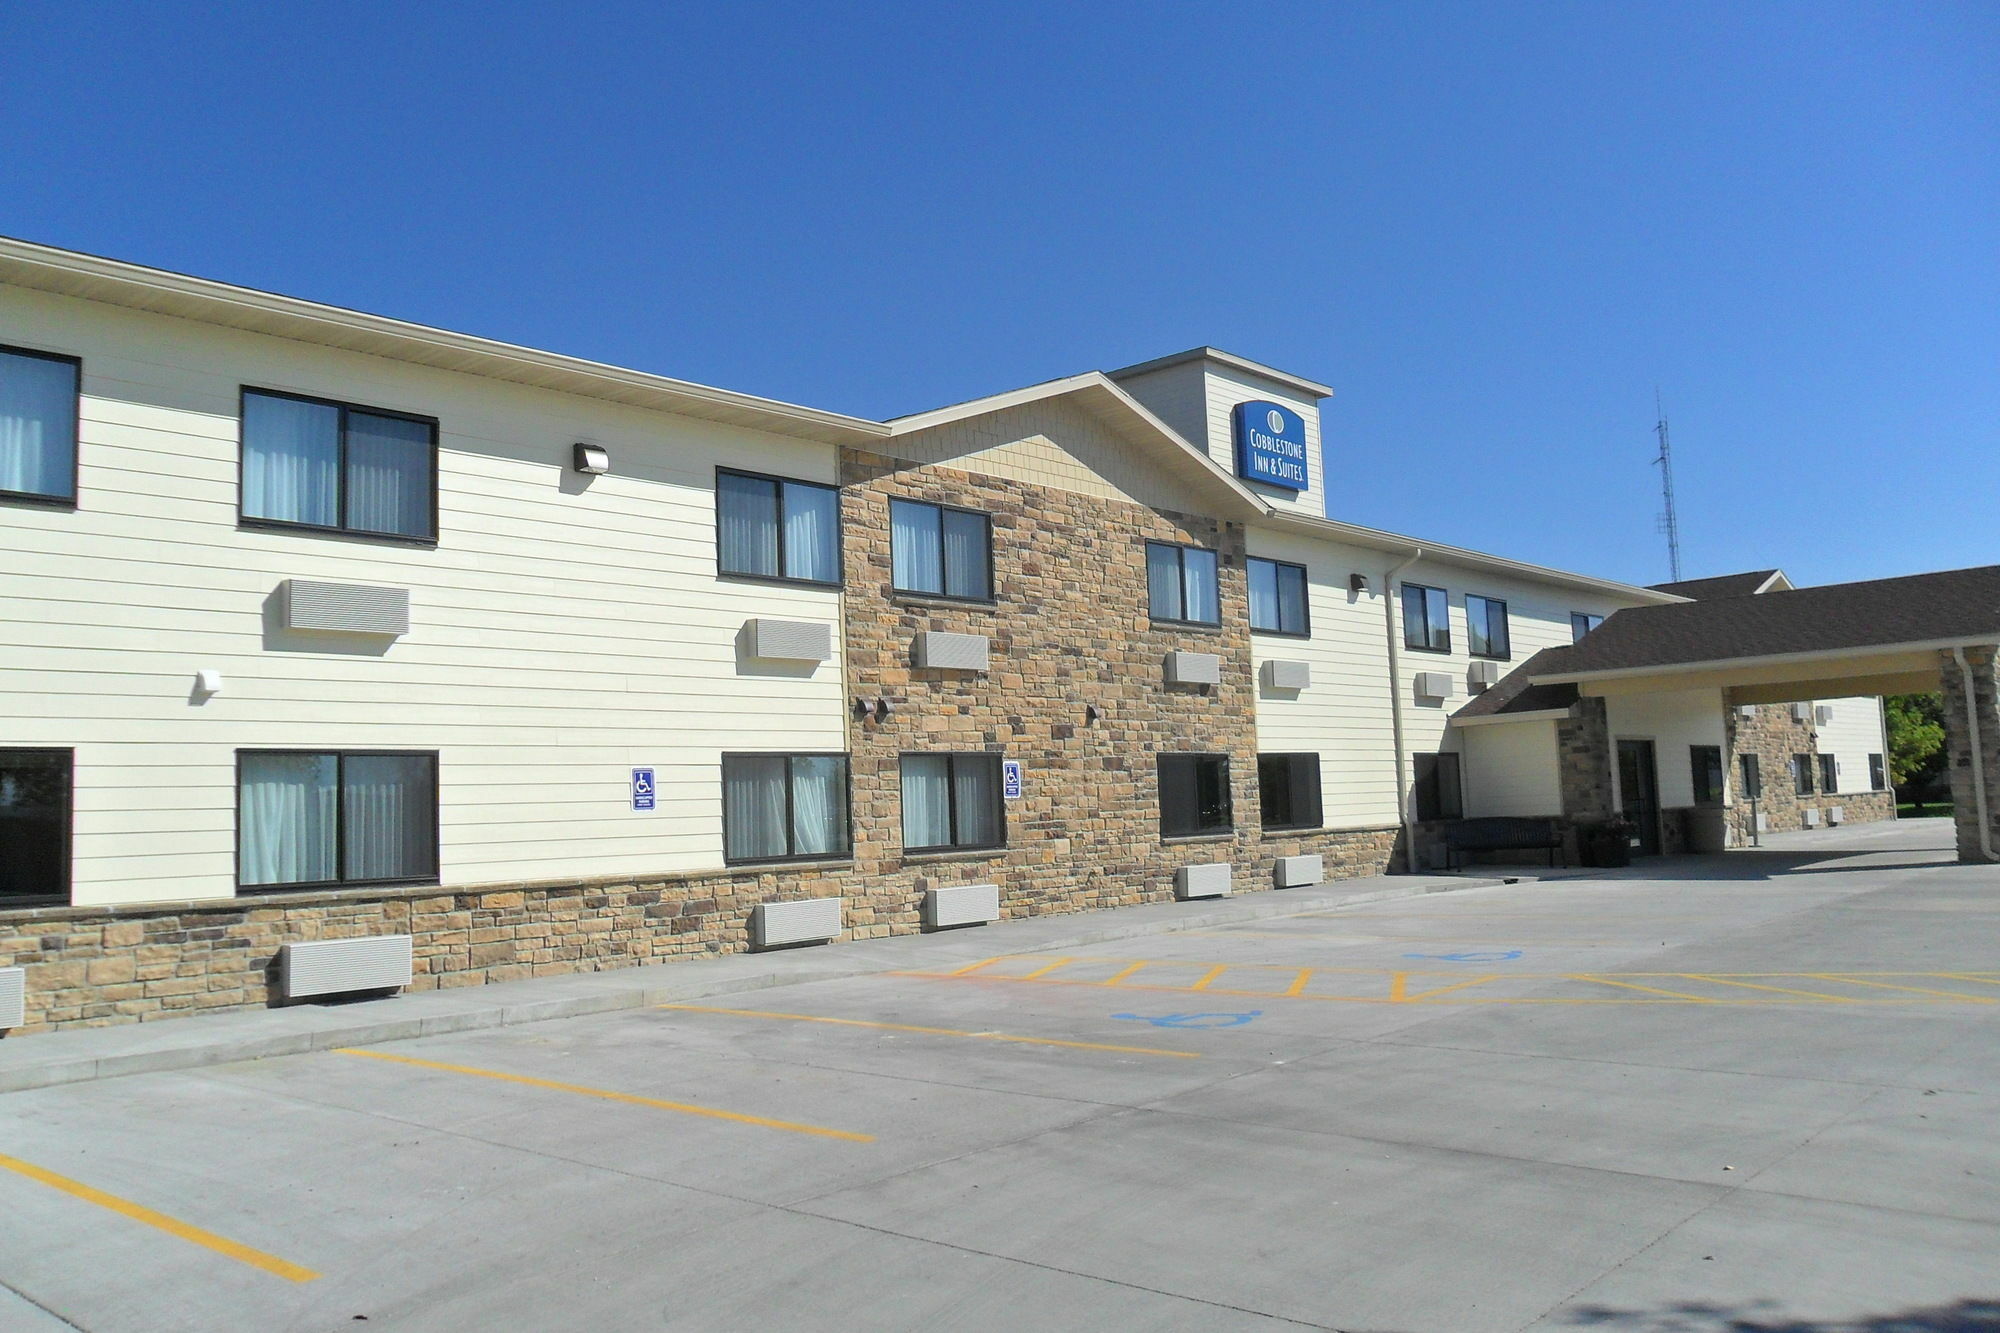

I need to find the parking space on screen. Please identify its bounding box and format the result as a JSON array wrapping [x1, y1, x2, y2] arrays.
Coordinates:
[[2, 821, 1996, 1331]]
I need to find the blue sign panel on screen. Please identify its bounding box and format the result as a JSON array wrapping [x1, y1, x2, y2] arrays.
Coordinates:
[[1232, 400, 1310, 491], [631, 767, 656, 811], [1002, 760, 1023, 800]]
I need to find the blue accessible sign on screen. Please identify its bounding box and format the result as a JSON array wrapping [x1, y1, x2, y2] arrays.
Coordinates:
[[1002, 760, 1023, 800], [631, 767, 656, 811], [1232, 400, 1310, 491]]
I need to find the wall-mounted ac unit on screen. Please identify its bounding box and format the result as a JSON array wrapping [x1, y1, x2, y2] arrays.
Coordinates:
[[1175, 862, 1232, 899], [1165, 651, 1222, 686], [280, 935, 413, 1000], [1755, 810, 1771, 833], [282, 580, 410, 636], [1737, 704, 1757, 719], [0, 967, 23, 1029], [1414, 671, 1452, 701], [912, 631, 990, 671], [1261, 659, 1310, 690], [1827, 805, 1844, 825], [1467, 660, 1502, 691], [1802, 808, 1821, 828], [747, 619, 832, 661], [1791, 702, 1812, 722], [1814, 705, 1833, 725], [924, 883, 1000, 929], [753, 897, 843, 949], [1274, 854, 1322, 888]]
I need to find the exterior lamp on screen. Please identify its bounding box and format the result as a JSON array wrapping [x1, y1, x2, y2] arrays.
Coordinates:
[[573, 443, 610, 475]]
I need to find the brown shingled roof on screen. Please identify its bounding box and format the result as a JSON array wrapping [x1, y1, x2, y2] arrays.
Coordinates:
[[1453, 649, 1581, 720], [1647, 570, 1786, 600]]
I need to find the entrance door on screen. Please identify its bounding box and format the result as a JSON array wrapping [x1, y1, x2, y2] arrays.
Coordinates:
[[1616, 739, 1662, 856]]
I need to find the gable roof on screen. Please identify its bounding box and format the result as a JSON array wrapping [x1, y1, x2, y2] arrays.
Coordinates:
[[1648, 569, 1791, 600], [1107, 346, 1334, 399], [1452, 649, 1581, 724]]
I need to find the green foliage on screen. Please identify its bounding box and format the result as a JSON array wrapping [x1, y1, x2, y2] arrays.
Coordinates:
[[1884, 692, 1945, 790]]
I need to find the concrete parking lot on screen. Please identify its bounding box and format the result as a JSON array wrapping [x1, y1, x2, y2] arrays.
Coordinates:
[[1, 819, 1995, 1332]]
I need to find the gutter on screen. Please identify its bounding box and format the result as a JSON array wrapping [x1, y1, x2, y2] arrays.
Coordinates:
[[1950, 648, 1996, 861], [1383, 547, 1424, 863]]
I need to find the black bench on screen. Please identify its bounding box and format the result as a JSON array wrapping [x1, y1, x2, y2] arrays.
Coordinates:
[[1440, 817, 1565, 870]]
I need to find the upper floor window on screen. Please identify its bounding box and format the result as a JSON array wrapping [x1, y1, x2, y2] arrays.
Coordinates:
[[241, 389, 436, 541], [0, 749, 71, 904], [1248, 557, 1309, 636], [1146, 541, 1220, 626], [1402, 583, 1450, 653], [890, 498, 991, 601], [1690, 745, 1725, 805], [1571, 612, 1603, 642], [1465, 594, 1511, 659], [723, 753, 852, 864], [0, 344, 80, 506], [1159, 753, 1233, 837], [717, 468, 839, 586], [902, 752, 1005, 852], [237, 750, 437, 890]]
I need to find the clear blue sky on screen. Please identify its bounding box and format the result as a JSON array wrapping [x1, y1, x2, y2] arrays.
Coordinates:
[[4, 2, 1993, 589]]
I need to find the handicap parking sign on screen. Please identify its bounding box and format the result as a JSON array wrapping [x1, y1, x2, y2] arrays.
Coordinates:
[[1002, 760, 1023, 800], [631, 767, 656, 811]]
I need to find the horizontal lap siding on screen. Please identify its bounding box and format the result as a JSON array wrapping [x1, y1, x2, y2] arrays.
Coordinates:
[[1813, 698, 1888, 795], [0, 287, 846, 907]]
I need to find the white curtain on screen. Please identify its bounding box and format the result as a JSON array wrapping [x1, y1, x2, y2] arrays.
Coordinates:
[[1248, 559, 1278, 630], [901, 756, 952, 849], [725, 756, 787, 859], [891, 500, 942, 594], [783, 483, 838, 582], [1146, 543, 1181, 620], [346, 412, 431, 538], [718, 473, 780, 577], [242, 393, 338, 526], [1277, 564, 1306, 633], [343, 754, 434, 881], [1183, 548, 1219, 624], [0, 350, 77, 498], [942, 509, 989, 599], [953, 759, 999, 847], [790, 756, 848, 856], [239, 753, 338, 886]]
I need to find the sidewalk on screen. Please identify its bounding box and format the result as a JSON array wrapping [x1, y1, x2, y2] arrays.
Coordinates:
[[0, 870, 1513, 1095]]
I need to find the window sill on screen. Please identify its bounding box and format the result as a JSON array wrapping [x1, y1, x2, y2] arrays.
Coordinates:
[[902, 846, 1008, 863], [1261, 825, 1324, 835], [891, 592, 999, 612], [0, 490, 77, 510], [724, 857, 855, 872], [1251, 628, 1312, 640], [239, 518, 438, 549], [1151, 620, 1225, 634], [1470, 653, 1512, 663], [717, 570, 843, 592], [1162, 831, 1236, 844], [1404, 644, 1453, 656]]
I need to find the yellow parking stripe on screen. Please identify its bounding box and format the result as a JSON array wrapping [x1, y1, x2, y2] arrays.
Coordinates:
[[0, 1151, 319, 1283], [334, 1049, 874, 1141], [1102, 961, 1150, 985], [1191, 965, 1229, 991], [1571, 974, 1719, 1002], [1019, 958, 1074, 980], [659, 1004, 1198, 1058], [1668, 975, 1856, 1003], [1803, 976, 1998, 1003], [1286, 968, 1315, 997]]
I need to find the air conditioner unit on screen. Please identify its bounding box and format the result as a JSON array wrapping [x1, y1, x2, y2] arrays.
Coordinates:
[[280, 936, 413, 1000], [1274, 854, 1322, 888], [1791, 702, 1811, 722], [747, 619, 832, 661], [0, 967, 23, 1029], [1175, 862, 1232, 899], [1803, 808, 1821, 828], [912, 631, 990, 671], [1755, 810, 1771, 833], [752, 897, 843, 949], [1815, 705, 1833, 725], [1737, 705, 1757, 719], [1414, 671, 1452, 701], [924, 883, 1000, 929], [1165, 651, 1222, 686], [1827, 805, 1843, 826], [1468, 660, 1502, 691], [282, 580, 410, 636], [1261, 659, 1310, 690]]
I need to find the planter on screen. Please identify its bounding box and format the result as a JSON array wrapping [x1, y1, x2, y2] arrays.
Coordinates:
[[1578, 821, 1633, 868]]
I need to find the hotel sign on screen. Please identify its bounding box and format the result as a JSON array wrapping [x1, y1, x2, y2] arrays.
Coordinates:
[[1232, 401, 1309, 491]]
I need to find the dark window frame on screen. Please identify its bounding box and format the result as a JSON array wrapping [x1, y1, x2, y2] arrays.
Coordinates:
[[1819, 753, 1839, 794], [1413, 752, 1464, 822], [1402, 583, 1451, 653], [0, 747, 73, 906], [1247, 556, 1311, 638], [1158, 752, 1235, 838], [888, 496, 996, 603], [1465, 594, 1512, 660], [1690, 744, 1725, 805], [720, 751, 855, 866], [1869, 753, 1886, 791], [899, 751, 1008, 854], [237, 387, 440, 546], [1258, 752, 1323, 831], [233, 748, 440, 892], [1145, 539, 1223, 628], [1792, 753, 1815, 796], [1570, 612, 1603, 642], [0, 343, 83, 510], [714, 466, 844, 589], [1740, 753, 1763, 800]]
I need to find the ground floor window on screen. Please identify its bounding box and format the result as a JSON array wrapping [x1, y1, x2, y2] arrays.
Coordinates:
[[1792, 753, 1814, 796], [238, 751, 438, 889], [902, 753, 1004, 852], [1258, 753, 1322, 830], [1159, 753, 1233, 837], [1412, 752, 1463, 821], [1818, 754, 1839, 794], [1740, 754, 1762, 800], [0, 748, 70, 903], [1869, 753, 1886, 791], [1690, 745, 1725, 805], [723, 754, 852, 863]]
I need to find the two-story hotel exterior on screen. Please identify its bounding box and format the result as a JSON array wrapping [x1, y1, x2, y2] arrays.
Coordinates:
[[0, 239, 1891, 1032]]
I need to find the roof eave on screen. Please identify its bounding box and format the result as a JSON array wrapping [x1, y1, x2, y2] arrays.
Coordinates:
[[1530, 635, 1998, 686], [1107, 346, 1334, 399]]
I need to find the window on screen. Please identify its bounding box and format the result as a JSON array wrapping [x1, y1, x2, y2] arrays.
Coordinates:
[[1819, 754, 1839, 794], [722, 754, 851, 863], [717, 468, 840, 585], [1740, 753, 1762, 800], [1146, 541, 1220, 626], [1792, 753, 1814, 796], [237, 751, 437, 889], [901, 753, 1004, 852], [240, 389, 436, 540], [1247, 557, 1309, 636], [1412, 752, 1464, 821], [1869, 753, 1886, 791], [1690, 745, 1725, 805], [1258, 753, 1322, 830], [1159, 754, 1233, 837], [889, 498, 991, 601], [1465, 595, 1511, 659], [1570, 612, 1603, 642], [0, 345, 80, 505], [0, 749, 70, 903], [1402, 583, 1450, 652]]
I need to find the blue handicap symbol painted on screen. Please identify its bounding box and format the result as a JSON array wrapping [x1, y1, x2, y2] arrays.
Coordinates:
[[1402, 950, 1522, 963], [1111, 1010, 1263, 1029]]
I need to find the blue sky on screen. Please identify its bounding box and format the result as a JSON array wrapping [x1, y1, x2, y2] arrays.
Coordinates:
[[3, 2, 1992, 588]]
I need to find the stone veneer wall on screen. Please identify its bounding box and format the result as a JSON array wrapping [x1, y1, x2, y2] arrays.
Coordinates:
[[1939, 645, 2000, 863], [1724, 702, 1893, 842]]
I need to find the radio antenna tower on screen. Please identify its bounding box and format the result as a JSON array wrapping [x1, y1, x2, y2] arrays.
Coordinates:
[[1653, 389, 1682, 582]]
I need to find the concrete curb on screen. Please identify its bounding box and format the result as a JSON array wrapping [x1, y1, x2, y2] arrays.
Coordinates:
[[0, 872, 1512, 1096]]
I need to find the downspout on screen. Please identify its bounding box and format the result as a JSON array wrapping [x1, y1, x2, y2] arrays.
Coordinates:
[[1950, 648, 1995, 861], [1384, 547, 1424, 866]]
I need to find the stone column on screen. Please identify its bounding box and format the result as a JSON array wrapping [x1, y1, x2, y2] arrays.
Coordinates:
[[1938, 645, 2000, 864], [1558, 696, 1615, 823]]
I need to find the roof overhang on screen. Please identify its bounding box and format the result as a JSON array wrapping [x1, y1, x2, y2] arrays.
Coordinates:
[[1451, 708, 1572, 728], [1107, 346, 1333, 399], [1530, 638, 1988, 702]]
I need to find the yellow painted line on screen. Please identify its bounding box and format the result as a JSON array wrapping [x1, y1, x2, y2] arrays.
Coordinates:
[[1286, 967, 1314, 997], [1389, 971, 1408, 1002], [1670, 976, 1856, 1003], [1102, 961, 1150, 985], [1571, 974, 1720, 1002], [1191, 964, 1230, 992], [334, 1048, 874, 1141], [660, 1004, 1199, 1058], [945, 957, 1003, 976], [1019, 957, 1075, 980], [1398, 974, 1504, 1002], [1932, 974, 2000, 987], [0, 1151, 319, 1283], [1801, 976, 1999, 1004]]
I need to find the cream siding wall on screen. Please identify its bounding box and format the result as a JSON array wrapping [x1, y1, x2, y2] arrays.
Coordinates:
[[1813, 696, 1889, 794], [0, 286, 846, 906], [1604, 689, 1730, 809], [1460, 720, 1563, 817]]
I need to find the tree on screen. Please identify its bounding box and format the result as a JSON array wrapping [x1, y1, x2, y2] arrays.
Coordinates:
[[1884, 692, 1945, 794]]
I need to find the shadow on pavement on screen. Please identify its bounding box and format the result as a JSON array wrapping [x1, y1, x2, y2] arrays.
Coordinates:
[[1557, 1296, 2000, 1331]]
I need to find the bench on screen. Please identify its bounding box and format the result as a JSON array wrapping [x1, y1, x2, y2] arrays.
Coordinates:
[[1440, 817, 1565, 870]]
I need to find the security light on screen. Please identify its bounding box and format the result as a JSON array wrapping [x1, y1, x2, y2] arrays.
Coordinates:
[[573, 443, 610, 475], [1349, 573, 1371, 594]]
